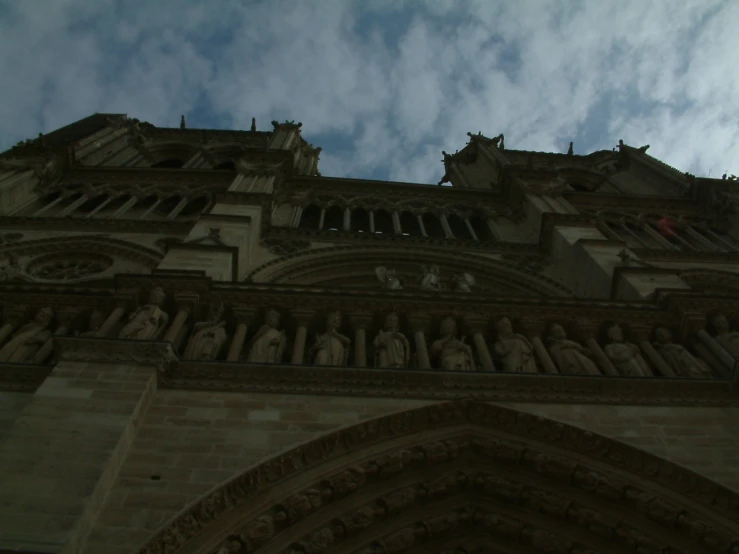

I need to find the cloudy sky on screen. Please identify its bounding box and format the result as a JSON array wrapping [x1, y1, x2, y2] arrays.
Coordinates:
[[0, 0, 737, 184]]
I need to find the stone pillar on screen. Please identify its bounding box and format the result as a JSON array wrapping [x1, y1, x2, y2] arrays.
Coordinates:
[[32, 310, 78, 365], [531, 336, 558, 374], [629, 327, 655, 377], [111, 196, 138, 218], [417, 215, 427, 237], [167, 197, 189, 220], [350, 313, 373, 368], [343, 208, 351, 231], [227, 321, 248, 362], [140, 197, 162, 219], [409, 315, 431, 370], [467, 319, 494, 371], [163, 307, 190, 344], [392, 212, 402, 235], [58, 194, 90, 217], [440, 215, 454, 238], [95, 306, 126, 338], [318, 208, 326, 230], [33, 195, 64, 217], [85, 195, 115, 218], [578, 320, 618, 376], [369, 211, 376, 233], [465, 218, 479, 241], [698, 329, 736, 371], [639, 341, 676, 378], [0, 338, 174, 554]]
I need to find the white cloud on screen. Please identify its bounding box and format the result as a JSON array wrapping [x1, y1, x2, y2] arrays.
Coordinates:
[[0, 0, 737, 182]]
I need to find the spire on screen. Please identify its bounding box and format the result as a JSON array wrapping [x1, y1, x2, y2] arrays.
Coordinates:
[[180, 115, 186, 129], [567, 141, 573, 155], [251, 117, 257, 132]]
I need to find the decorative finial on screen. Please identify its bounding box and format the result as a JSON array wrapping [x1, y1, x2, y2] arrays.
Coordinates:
[[251, 117, 256, 132], [567, 141, 573, 155], [638, 144, 650, 153], [180, 115, 186, 129]]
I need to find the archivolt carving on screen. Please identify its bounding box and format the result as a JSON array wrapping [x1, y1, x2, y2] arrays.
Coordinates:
[[136, 401, 739, 554], [246, 245, 571, 297], [0, 235, 162, 268]]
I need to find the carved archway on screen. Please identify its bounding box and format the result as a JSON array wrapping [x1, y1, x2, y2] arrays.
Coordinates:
[[247, 246, 572, 297], [137, 401, 739, 554]]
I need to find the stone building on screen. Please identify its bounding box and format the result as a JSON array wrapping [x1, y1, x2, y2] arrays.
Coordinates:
[[1, 113, 739, 553]]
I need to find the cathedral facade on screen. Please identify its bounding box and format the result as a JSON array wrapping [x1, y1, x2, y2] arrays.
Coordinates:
[[1, 113, 738, 553]]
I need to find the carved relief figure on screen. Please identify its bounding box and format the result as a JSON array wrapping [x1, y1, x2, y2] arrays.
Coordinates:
[[603, 324, 650, 377], [118, 287, 169, 340], [79, 309, 105, 337], [710, 313, 739, 360], [247, 309, 287, 364], [547, 323, 600, 375], [494, 317, 537, 373], [652, 327, 713, 378], [373, 312, 410, 368], [451, 272, 475, 292], [183, 305, 227, 360], [418, 265, 441, 291], [0, 306, 54, 362], [375, 266, 403, 290], [430, 317, 475, 371], [310, 311, 351, 366]]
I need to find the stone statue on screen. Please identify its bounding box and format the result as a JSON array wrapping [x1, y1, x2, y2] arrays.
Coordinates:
[[451, 272, 475, 292], [183, 305, 227, 360], [0, 254, 21, 281], [118, 287, 169, 340], [250, 117, 257, 132], [310, 311, 351, 366], [374, 266, 403, 290], [430, 317, 475, 371], [709, 313, 739, 360], [494, 317, 537, 373], [0, 306, 54, 363], [373, 312, 410, 368], [603, 324, 650, 377], [418, 265, 441, 291], [247, 309, 287, 364], [547, 323, 600, 375], [79, 309, 105, 337], [652, 327, 713, 378]]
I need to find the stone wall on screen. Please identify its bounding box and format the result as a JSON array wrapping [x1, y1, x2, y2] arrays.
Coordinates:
[[85, 391, 432, 554]]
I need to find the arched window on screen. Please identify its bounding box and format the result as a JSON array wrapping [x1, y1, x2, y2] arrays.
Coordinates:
[[373, 209, 395, 235], [156, 196, 185, 217], [179, 196, 209, 217], [423, 213, 446, 239], [299, 204, 322, 229], [151, 158, 185, 169], [213, 160, 235, 170], [447, 214, 471, 239], [399, 212, 422, 236], [323, 205, 344, 231], [469, 216, 492, 241], [351, 207, 370, 233]]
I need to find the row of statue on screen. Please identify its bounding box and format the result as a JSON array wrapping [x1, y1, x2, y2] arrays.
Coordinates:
[[376, 265, 476, 292], [2, 289, 738, 380]]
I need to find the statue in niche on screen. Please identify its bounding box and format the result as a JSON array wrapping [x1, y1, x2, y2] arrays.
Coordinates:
[[418, 265, 441, 291], [0, 306, 54, 363], [430, 316, 475, 372], [494, 317, 537, 373], [373, 312, 410, 368], [603, 324, 650, 377], [79, 309, 105, 337], [183, 305, 228, 361], [118, 287, 169, 340], [709, 313, 739, 360], [547, 323, 600, 375], [652, 327, 713, 378], [310, 311, 351, 366], [0, 254, 22, 281], [247, 309, 287, 364], [451, 272, 475, 292], [374, 266, 403, 290]]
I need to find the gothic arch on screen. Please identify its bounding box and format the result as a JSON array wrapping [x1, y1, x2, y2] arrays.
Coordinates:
[[246, 245, 572, 297], [136, 401, 739, 554]]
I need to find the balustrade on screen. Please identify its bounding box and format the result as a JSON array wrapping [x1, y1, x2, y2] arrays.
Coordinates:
[[1, 293, 737, 384]]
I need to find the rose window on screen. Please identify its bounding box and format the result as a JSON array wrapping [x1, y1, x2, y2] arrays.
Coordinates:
[[26, 253, 113, 281]]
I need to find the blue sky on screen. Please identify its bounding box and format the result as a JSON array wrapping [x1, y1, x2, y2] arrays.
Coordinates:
[[0, 0, 737, 184]]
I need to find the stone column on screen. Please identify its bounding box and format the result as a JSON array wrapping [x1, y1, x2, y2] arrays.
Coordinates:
[[578, 319, 618, 376], [291, 311, 314, 365], [467, 319, 494, 371], [698, 329, 736, 371], [0, 309, 25, 347], [440, 215, 454, 238], [417, 215, 427, 237], [318, 208, 326, 230], [32, 195, 64, 217], [369, 211, 376, 233], [531, 336, 558, 374], [639, 341, 676, 378], [167, 197, 189, 220], [140, 197, 162, 219], [163, 306, 190, 343], [58, 194, 90, 217], [392, 212, 402, 235], [408, 315, 431, 370], [692, 341, 731, 378], [111, 196, 138, 218], [343, 207, 351, 231], [33, 310, 78, 365], [350, 313, 373, 368], [629, 327, 655, 377], [95, 305, 126, 338], [85, 195, 116, 218], [227, 317, 249, 362]]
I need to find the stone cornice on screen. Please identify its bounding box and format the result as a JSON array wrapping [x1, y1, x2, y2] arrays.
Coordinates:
[[160, 362, 738, 406], [0, 216, 194, 234], [54, 337, 177, 370]]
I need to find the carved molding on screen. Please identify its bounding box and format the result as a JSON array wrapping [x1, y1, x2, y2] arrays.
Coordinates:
[[135, 400, 739, 554], [54, 337, 177, 370], [259, 238, 312, 257]]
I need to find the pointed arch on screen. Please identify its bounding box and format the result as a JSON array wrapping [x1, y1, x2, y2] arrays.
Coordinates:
[[136, 400, 739, 554]]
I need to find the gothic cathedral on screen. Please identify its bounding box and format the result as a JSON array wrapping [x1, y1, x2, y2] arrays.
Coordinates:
[[1, 114, 739, 553]]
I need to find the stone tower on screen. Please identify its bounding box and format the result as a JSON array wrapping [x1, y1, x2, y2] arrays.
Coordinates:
[[1, 115, 738, 553]]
